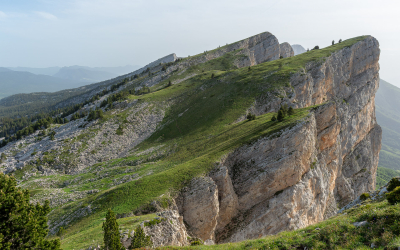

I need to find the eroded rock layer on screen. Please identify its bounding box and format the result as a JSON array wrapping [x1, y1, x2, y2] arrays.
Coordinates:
[[177, 36, 382, 243]]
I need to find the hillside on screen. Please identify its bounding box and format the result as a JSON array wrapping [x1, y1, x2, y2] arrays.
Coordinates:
[[0, 33, 382, 249], [0, 70, 86, 99], [376, 79, 400, 171]]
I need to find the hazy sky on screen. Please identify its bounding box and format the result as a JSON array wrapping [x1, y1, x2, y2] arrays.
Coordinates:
[[1, 0, 400, 86]]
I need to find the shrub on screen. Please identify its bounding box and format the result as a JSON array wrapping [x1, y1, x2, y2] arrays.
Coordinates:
[[332, 40, 335, 45], [191, 241, 202, 246], [248, 66, 251, 71], [211, 73, 215, 79], [162, 65, 167, 71], [360, 193, 370, 200], [271, 115, 277, 121], [167, 80, 172, 87], [246, 113, 256, 121], [386, 186, 400, 205], [279, 55, 283, 59], [339, 39, 342, 43], [313, 45, 320, 50], [116, 125, 123, 135], [129, 225, 152, 249], [387, 178, 400, 192]]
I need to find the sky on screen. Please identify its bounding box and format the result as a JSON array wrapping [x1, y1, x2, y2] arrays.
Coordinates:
[[1, 0, 400, 86]]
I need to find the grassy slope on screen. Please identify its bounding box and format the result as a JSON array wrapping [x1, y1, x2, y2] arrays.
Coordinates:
[[162, 199, 400, 250], [40, 36, 368, 249]]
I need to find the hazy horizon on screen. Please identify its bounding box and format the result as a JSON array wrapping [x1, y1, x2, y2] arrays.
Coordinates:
[[1, 0, 400, 86]]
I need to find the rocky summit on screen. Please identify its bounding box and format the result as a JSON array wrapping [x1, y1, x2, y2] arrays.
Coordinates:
[[0, 32, 382, 249]]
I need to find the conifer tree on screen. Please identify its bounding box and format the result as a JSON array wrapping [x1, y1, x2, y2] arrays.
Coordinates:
[[277, 110, 284, 122], [271, 115, 277, 121], [129, 225, 152, 249], [102, 209, 124, 250], [288, 106, 294, 116], [0, 173, 61, 250]]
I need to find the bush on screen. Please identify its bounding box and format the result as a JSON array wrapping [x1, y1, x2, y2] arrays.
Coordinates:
[[191, 241, 203, 246], [116, 124, 123, 135], [386, 186, 400, 205], [211, 73, 215, 79], [313, 45, 320, 50], [167, 80, 172, 87], [387, 178, 400, 192], [271, 115, 277, 121], [247, 113, 256, 121], [332, 40, 335, 45], [360, 193, 370, 200]]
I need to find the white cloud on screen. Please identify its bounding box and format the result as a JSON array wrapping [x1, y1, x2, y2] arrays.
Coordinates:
[[34, 11, 57, 20], [0, 11, 7, 18]]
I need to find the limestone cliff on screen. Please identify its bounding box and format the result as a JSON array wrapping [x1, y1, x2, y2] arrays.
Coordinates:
[[176, 36, 382, 243]]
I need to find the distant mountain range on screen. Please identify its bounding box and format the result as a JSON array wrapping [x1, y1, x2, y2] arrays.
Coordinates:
[[291, 44, 306, 55], [0, 65, 140, 99], [0, 70, 85, 99]]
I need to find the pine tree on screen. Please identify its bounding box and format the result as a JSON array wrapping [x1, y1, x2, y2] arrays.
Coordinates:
[[102, 209, 124, 250], [288, 106, 294, 116], [0, 173, 61, 250], [168, 80, 172, 87], [277, 110, 284, 122], [271, 115, 277, 121], [332, 40, 335, 45], [129, 225, 152, 249]]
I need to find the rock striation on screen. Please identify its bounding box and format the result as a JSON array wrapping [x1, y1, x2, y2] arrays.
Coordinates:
[[176, 36, 382, 243]]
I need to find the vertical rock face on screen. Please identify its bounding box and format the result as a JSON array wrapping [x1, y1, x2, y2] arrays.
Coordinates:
[[143, 210, 190, 247], [177, 36, 382, 243], [279, 42, 294, 58], [178, 177, 219, 241]]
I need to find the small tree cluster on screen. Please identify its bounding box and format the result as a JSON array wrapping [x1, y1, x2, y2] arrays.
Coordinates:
[[87, 109, 104, 122], [247, 113, 256, 121], [276, 104, 294, 122], [129, 225, 152, 249], [49, 130, 56, 141]]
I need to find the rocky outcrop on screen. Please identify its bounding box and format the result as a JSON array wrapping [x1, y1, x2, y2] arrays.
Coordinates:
[[143, 210, 190, 247], [178, 36, 382, 243], [279, 42, 294, 58], [177, 177, 219, 241]]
